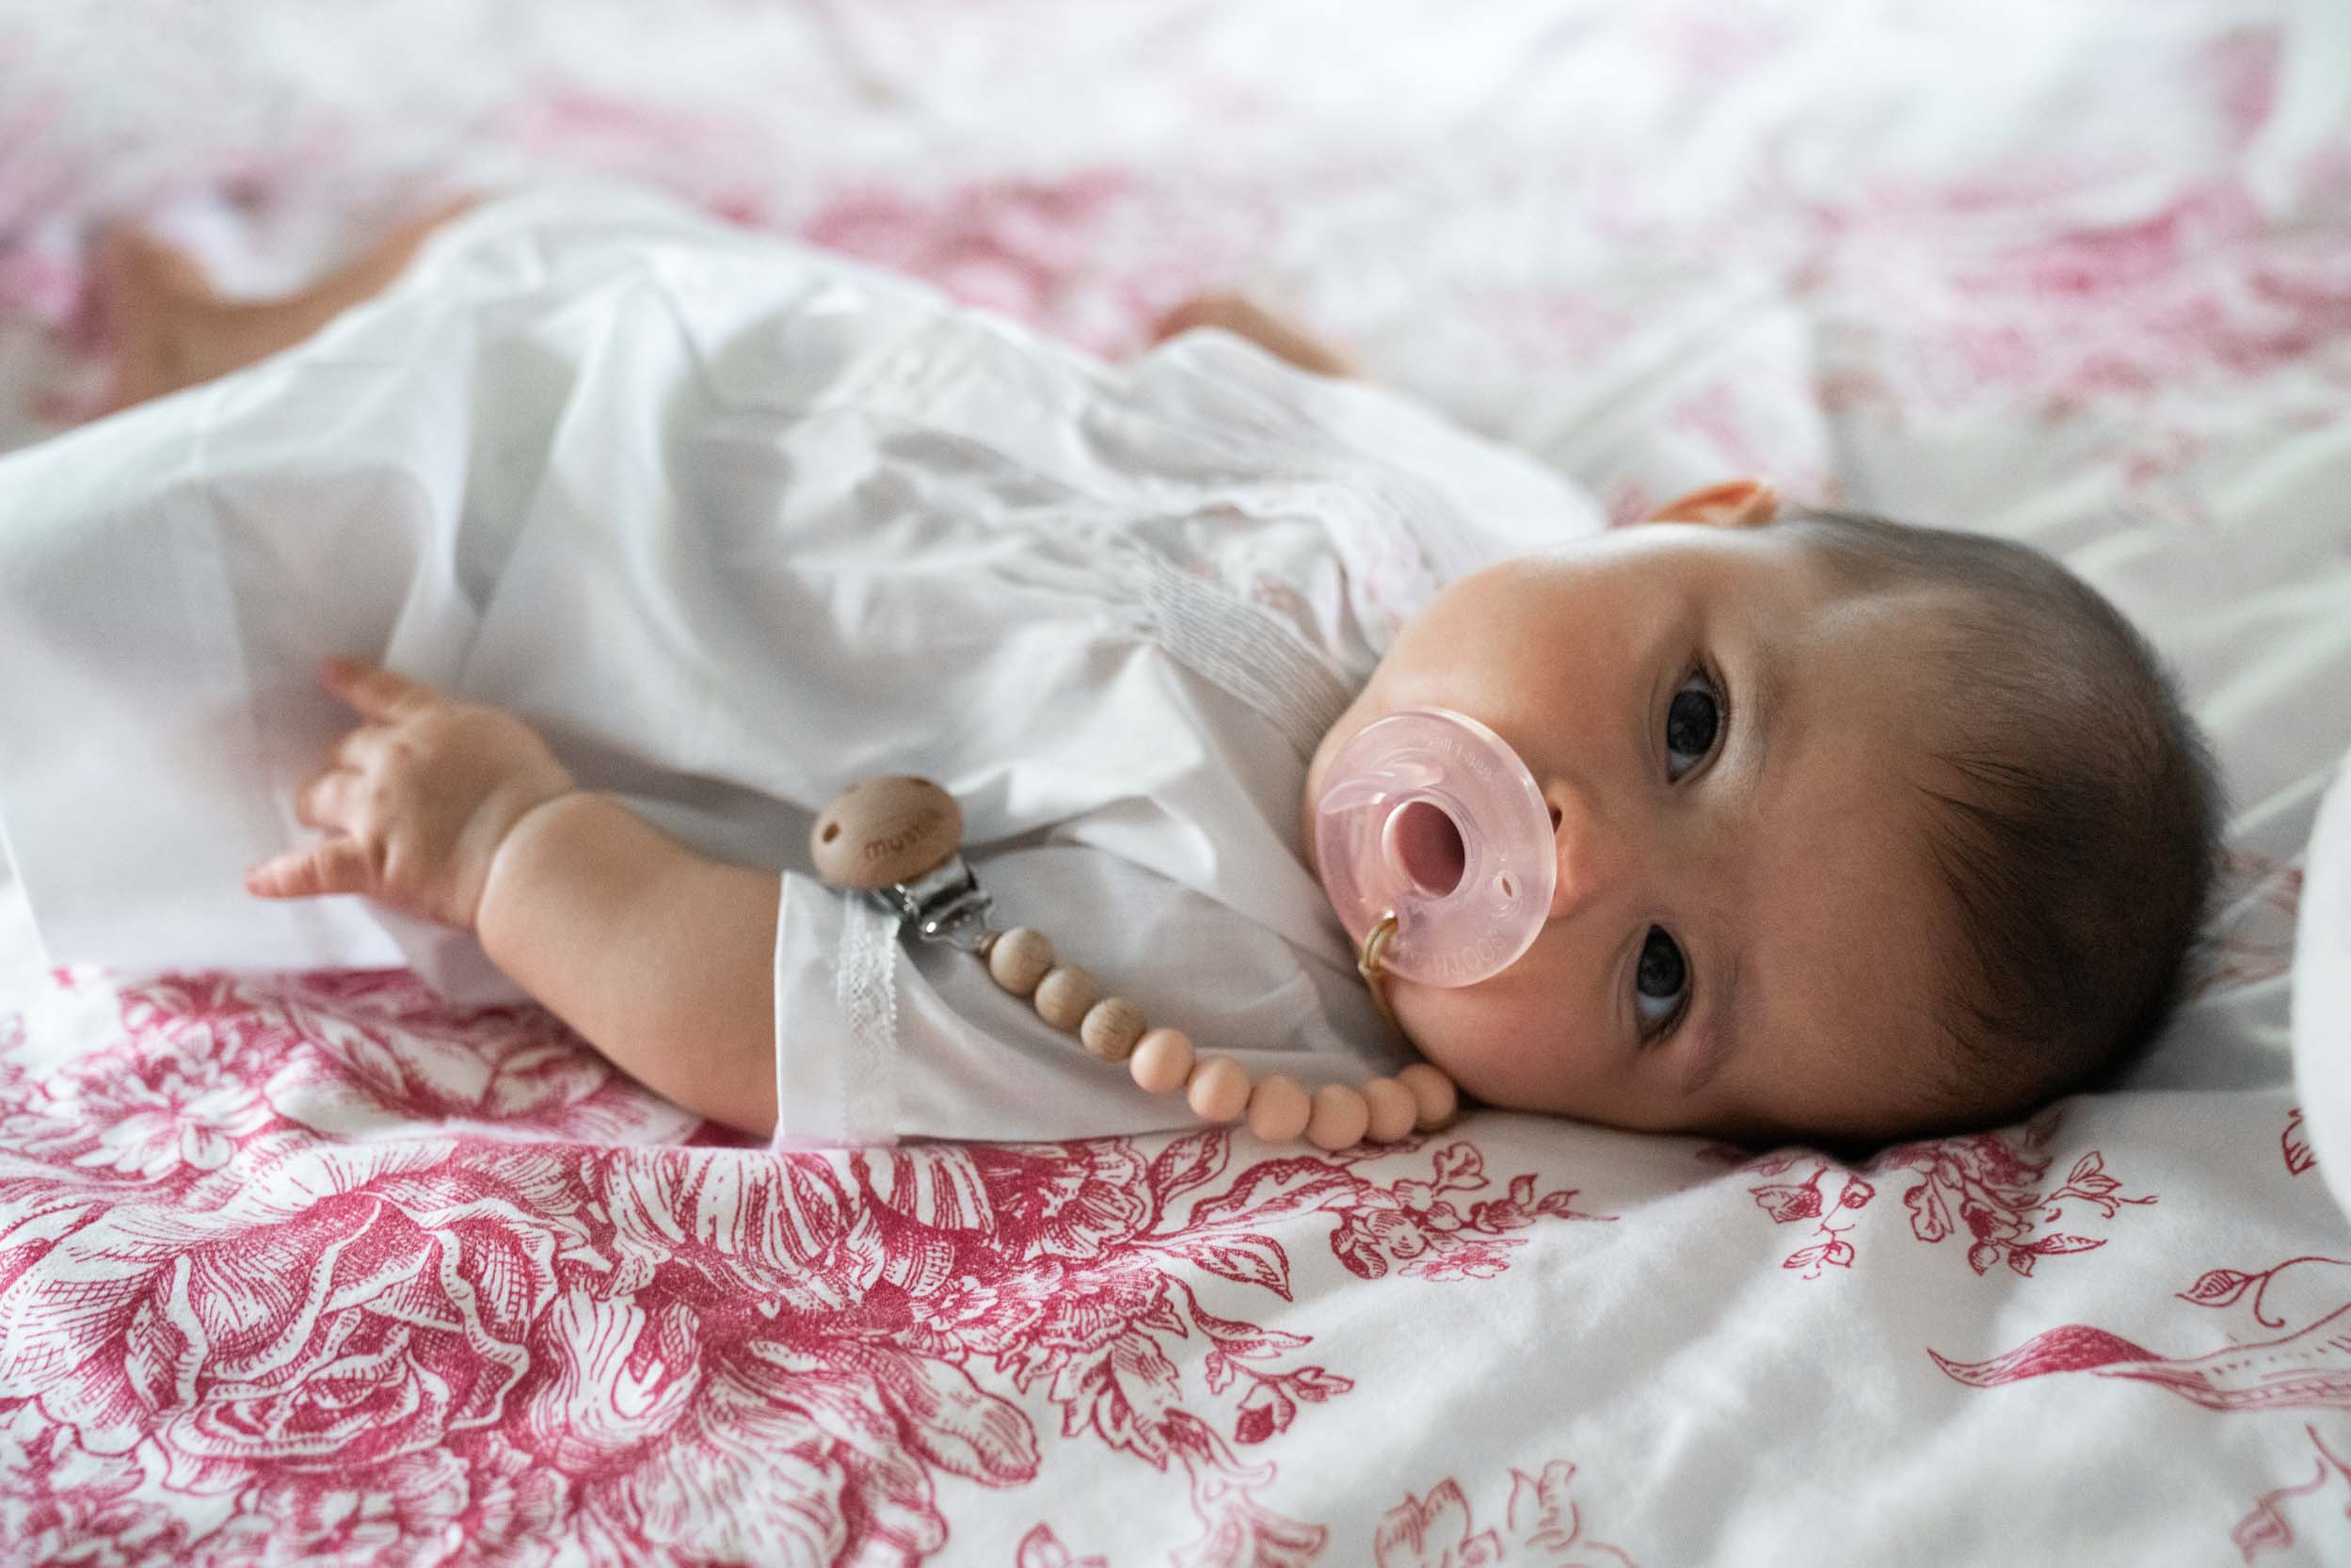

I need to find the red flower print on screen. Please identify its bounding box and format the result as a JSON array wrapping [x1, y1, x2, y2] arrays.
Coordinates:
[[1882, 1127, 2151, 1276], [1739, 1163, 1865, 1277], [45, 1064, 271, 1178], [1722, 1121, 2149, 1280], [1374, 1461, 1643, 1568], [265, 970, 697, 1144], [0, 1400, 168, 1565], [968, 1141, 1154, 1261], [1, 952, 1607, 1563], [1751, 1182, 1824, 1224]]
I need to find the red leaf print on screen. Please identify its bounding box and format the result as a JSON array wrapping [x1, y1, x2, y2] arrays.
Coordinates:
[[1191, 1157, 1357, 1229], [2285, 1108, 2316, 1176], [1149, 1128, 1229, 1207], [2056, 1152, 2122, 1201], [1429, 1143, 1486, 1190], [1016, 1523, 1109, 1568], [1188, 1298, 1311, 1359], [2026, 1234, 2104, 1256], [1138, 1291, 1189, 1339], [1329, 1220, 1389, 1281], [2233, 1496, 2295, 1562], [1234, 1382, 1296, 1445], [2178, 1268, 2256, 1308], [1287, 1367, 1351, 1403], [1752, 1182, 1824, 1224], [1178, 1234, 1294, 1300], [1838, 1177, 1876, 1211], [872, 1350, 1040, 1485], [1819, 1238, 1855, 1270], [1058, 1336, 1180, 1465], [1204, 1352, 1235, 1396], [1906, 1180, 1953, 1243]]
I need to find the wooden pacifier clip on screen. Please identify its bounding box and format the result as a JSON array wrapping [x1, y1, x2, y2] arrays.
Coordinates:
[[811, 776, 1458, 1149]]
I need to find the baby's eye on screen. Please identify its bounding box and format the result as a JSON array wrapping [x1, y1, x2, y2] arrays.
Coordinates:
[[1664, 671, 1723, 782], [1635, 926, 1689, 1038]]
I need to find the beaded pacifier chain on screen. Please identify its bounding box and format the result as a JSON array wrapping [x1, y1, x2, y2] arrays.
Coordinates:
[[812, 776, 1458, 1149]]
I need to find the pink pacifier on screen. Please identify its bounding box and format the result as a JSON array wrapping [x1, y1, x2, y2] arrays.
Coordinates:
[[1314, 709, 1557, 1012]]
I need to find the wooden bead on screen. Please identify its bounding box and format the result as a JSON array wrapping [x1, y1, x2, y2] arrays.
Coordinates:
[[1398, 1063, 1459, 1131], [1245, 1075, 1312, 1143], [1362, 1077, 1417, 1143], [1128, 1028, 1196, 1094], [1033, 966, 1101, 1032], [1080, 998, 1147, 1063], [1306, 1084, 1372, 1151], [811, 776, 963, 889], [1187, 1056, 1252, 1123], [986, 928, 1055, 997]]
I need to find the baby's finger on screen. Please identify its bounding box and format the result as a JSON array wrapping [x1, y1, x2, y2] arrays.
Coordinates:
[[245, 837, 378, 901], [294, 769, 364, 832], [320, 657, 440, 723], [330, 724, 388, 774]]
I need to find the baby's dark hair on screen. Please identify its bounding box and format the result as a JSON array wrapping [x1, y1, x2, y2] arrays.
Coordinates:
[[1783, 507, 2225, 1132]]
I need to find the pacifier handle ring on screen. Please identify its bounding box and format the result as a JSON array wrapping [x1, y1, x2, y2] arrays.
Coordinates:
[[1356, 910, 1400, 1028]]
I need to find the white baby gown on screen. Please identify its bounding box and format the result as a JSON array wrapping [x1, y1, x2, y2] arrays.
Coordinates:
[[0, 184, 1603, 1144]]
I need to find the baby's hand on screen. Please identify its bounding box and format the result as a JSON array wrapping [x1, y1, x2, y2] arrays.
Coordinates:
[[246, 657, 577, 931]]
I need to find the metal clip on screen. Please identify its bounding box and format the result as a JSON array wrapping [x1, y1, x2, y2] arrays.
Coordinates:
[[871, 853, 999, 952]]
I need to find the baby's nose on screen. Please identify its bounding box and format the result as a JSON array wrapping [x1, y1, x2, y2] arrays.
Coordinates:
[[1543, 780, 1629, 921]]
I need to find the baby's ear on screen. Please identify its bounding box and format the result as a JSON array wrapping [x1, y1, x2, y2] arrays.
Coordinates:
[[1643, 478, 1779, 528]]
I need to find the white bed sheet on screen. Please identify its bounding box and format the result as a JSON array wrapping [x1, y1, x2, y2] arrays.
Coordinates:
[[2, 2, 2349, 1563]]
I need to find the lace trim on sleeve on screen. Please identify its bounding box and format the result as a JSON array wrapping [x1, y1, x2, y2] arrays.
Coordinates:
[[834, 896, 903, 1145]]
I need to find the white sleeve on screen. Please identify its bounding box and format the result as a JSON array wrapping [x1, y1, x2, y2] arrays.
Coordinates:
[[771, 844, 1405, 1145]]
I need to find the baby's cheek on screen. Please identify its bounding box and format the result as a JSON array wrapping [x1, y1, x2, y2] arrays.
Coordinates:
[[1396, 985, 1572, 1115]]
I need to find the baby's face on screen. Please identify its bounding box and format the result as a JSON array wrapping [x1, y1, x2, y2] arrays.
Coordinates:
[[1304, 518, 1962, 1144]]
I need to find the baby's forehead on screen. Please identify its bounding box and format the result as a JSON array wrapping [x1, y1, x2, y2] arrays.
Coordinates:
[[1711, 616, 1972, 1139]]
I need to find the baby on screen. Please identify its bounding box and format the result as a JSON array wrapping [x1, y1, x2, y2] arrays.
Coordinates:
[[1, 186, 2221, 1150]]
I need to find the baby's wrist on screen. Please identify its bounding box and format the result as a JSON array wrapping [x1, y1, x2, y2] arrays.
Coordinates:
[[472, 787, 593, 930]]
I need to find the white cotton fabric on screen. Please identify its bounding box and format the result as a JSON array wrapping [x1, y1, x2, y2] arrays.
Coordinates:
[[0, 184, 1603, 1144], [2293, 747, 2351, 1225]]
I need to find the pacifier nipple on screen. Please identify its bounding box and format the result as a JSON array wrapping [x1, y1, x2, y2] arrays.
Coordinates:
[[1314, 709, 1556, 988]]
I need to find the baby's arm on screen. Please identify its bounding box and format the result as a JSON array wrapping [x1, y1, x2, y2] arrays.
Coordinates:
[[247, 658, 780, 1137], [1151, 293, 1357, 378]]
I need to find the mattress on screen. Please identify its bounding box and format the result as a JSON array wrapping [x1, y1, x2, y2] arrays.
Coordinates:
[[2, 2, 2348, 1563]]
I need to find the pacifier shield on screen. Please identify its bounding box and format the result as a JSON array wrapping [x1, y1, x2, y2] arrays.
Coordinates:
[[1313, 708, 1556, 987]]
